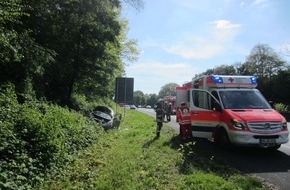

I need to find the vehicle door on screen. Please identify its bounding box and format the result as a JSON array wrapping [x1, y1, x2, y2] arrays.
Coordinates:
[[190, 89, 221, 138]]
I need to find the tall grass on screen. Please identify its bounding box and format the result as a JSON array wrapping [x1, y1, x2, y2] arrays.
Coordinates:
[[39, 109, 272, 190]]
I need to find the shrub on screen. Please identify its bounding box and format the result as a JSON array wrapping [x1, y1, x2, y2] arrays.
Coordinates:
[[0, 83, 103, 190], [274, 103, 289, 112]]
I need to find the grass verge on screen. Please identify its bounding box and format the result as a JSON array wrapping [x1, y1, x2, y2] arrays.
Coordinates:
[[38, 109, 272, 190]]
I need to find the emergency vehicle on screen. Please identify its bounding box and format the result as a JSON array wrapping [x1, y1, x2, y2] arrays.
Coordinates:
[[163, 96, 177, 114], [176, 75, 289, 150]]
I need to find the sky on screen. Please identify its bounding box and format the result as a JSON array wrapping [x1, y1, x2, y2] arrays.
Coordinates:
[[121, 0, 290, 95]]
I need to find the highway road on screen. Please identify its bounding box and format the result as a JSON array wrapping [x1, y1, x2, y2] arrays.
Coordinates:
[[138, 108, 290, 190]]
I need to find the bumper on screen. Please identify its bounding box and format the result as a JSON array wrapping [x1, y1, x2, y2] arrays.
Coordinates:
[[228, 130, 289, 147]]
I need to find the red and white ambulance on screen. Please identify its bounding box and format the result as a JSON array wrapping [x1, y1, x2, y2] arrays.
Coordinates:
[[176, 75, 289, 149]]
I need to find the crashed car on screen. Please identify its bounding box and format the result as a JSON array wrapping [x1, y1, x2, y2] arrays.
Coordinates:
[[91, 106, 121, 130]]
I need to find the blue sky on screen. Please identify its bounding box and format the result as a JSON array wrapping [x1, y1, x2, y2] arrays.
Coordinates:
[[122, 0, 290, 94]]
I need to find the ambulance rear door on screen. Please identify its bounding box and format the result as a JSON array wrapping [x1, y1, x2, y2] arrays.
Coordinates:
[[190, 89, 221, 139], [176, 86, 189, 107]]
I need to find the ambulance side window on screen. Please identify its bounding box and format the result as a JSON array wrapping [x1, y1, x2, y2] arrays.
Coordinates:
[[192, 90, 212, 110], [211, 91, 219, 101], [211, 91, 219, 109]]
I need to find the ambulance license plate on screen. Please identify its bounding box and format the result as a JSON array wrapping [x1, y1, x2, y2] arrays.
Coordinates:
[[259, 139, 276, 144]]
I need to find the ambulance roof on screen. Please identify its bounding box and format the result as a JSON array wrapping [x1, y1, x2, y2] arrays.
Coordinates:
[[205, 75, 257, 88]]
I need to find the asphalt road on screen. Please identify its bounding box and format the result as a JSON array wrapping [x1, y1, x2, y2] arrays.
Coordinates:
[[137, 108, 290, 190]]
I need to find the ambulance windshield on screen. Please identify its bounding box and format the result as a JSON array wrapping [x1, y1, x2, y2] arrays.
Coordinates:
[[219, 90, 271, 109]]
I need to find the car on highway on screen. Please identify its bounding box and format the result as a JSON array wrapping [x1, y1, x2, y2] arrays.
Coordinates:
[[130, 105, 137, 109]]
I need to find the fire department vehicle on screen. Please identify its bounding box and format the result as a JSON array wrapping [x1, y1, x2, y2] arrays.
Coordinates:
[[176, 75, 289, 150], [163, 96, 177, 115]]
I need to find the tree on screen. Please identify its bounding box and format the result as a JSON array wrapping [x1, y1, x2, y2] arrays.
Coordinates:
[[271, 69, 290, 106], [1, 0, 142, 107], [0, 0, 56, 99], [133, 90, 145, 106], [214, 64, 236, 75], [44, 0, 121, 105], [242, 44, 287, 81], [239, 44, 287, 100], [158, 83, 179, 97], [281, 43, 290, 58], [16, 0, 141, 106], [201, 68, 214, 76], [0, 0, 23, 63], [196, 64, 237, 77], [146, 93, 158, 107]]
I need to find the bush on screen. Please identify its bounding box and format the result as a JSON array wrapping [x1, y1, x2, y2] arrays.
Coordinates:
[[0, 83, 103, 190], [274, 103, 289, 113]]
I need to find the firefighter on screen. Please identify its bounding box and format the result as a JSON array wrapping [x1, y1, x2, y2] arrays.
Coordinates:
[[166, 102, 172, 122], [155, 100, 165, 137]]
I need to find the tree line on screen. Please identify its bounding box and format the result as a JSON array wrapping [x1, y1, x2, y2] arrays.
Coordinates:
[[0, 0, 141, 108], [134, 44, 290, 108], [1, 1, 289, 109]]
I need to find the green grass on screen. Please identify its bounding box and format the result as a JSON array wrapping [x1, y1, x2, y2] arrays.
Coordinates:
[[38, 109, 272, 190]]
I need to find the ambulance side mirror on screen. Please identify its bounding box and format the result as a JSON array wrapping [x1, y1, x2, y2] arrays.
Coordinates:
[[268, 101, 274, 108], [214, 101, 222, 112]]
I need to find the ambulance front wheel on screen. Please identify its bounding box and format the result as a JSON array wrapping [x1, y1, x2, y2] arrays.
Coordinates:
[[216, 128, 233, 150], [268, 144, 281, 151]]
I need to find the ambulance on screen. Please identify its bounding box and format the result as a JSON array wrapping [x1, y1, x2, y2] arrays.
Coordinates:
[[176, 75, 289, 150]]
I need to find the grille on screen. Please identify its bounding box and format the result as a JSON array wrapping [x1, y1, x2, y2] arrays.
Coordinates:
[[247, 121, 282, 133], [253, 135, 279, 139]]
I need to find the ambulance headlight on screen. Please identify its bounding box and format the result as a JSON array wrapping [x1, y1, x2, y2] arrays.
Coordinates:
[[282, 122, 288, 129], [231, 119, 246, 129]]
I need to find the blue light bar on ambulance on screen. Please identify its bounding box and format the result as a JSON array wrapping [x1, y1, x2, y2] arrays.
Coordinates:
[[250, 76, 257, 84], [211, 75, 223, 83]]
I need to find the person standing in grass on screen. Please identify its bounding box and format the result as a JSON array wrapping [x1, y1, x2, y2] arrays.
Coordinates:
[[155, 100, 165, 137]]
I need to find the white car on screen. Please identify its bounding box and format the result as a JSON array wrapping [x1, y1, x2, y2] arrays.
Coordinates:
[[124, 105, 130, 109], [130, 105, 137, 109], [146, 105, 152, 109]]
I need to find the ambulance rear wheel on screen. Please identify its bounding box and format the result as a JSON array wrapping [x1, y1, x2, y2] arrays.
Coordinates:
[[217, 128, 232, 150]]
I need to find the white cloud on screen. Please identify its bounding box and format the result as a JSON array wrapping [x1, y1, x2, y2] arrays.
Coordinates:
[[211, 20, 241, 30], [240, 1, 245, 7], [166, 42, 223, 59], [252, 0, 271, 8], [165, 20, 241, 60], [211, 20, 242, 43], [252, 0, 267, 5]]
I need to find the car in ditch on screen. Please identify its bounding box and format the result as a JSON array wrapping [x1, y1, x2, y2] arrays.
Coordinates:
[[91, 106, 121, 130]]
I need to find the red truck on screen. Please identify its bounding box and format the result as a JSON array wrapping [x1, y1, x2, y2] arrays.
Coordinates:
[[163, 96, 176, 115]]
